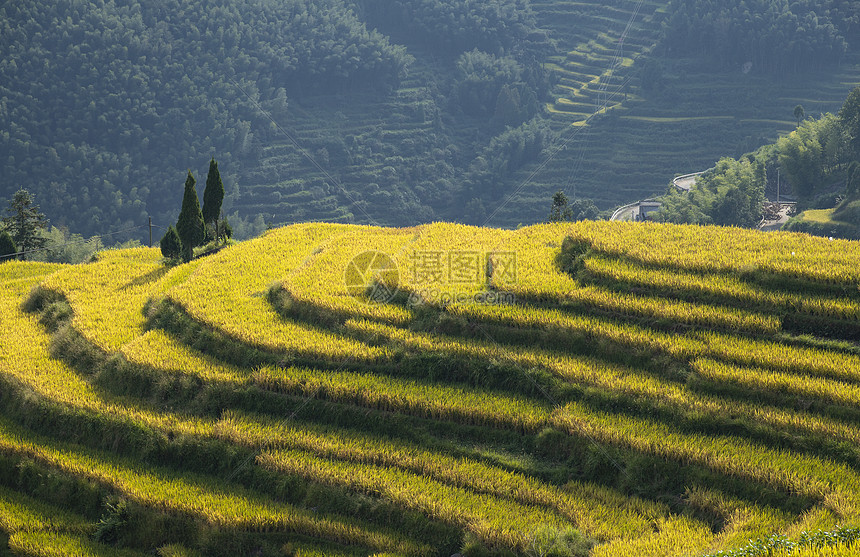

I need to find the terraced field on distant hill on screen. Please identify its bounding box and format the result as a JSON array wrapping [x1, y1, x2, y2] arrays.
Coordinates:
[[497, 0, 860, 222], [3, 222, 860, 556], [235, 0, 860, 229]]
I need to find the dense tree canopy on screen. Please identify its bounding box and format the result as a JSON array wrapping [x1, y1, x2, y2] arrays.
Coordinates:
[[657, 157, 765, 227], [354, 0, 550, 57], [840, 86, 860, 158], [454, 50, 545, 126], [5, 0, 856, 239], [0, 0, 564, 237], [662, 0, 852, 73], [777, 113, 849, 197], [464, 118, 552, 201]]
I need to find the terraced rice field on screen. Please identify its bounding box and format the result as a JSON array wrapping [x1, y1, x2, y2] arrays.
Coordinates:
[[2, 221, 860, 556]]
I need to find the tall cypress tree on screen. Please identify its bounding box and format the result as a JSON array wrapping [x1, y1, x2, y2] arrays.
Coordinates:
[[175, 171, 204, 262], [202, 158, 225, 242]]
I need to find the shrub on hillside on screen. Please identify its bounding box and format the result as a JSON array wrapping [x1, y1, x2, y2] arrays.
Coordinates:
[[832, 199, 860, 225], [0, 229, 17, 261], [160, 226, 182, 262]]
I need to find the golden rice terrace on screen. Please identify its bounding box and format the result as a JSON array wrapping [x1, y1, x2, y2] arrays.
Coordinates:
[[3, 221, 860, 556]]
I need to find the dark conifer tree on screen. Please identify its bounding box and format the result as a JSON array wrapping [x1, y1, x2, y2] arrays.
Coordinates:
[[176, 171, 204, 262], [160, 225, 182, 261], [202, 158, 225, 242], [2, 189, 48, 259], [548, 190, 572, 222], [0, 229, 17, 262]]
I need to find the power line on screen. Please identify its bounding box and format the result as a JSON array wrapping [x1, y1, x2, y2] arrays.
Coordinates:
[[481, 71, 638, 227], [482, 0, 645, 226], [563, 120, 592, 201]]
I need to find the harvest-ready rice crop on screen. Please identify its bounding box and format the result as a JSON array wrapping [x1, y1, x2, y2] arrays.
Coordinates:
[[166, 223, 387, 360], [564, 220, 860, 284], [38, 247, 200, 351], [5, 220, 860, 557], [582, 254, 860, 320], [0, 418, 427, 555]]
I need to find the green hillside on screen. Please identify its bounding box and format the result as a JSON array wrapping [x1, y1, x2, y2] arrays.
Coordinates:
[[502, 0, 860, 221], [2, 0, 859, 238], [3, 221, 860, 555]]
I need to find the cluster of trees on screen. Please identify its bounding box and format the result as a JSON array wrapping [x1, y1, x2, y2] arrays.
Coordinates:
[[657, 157, 766, 227], [662, 0, 856, 73], [464, 118, 553, 201], [776, 114, 848, 198], [547, 190, 599, 223], [353, 0, 550, 57], [0, 189, 137, 264], [783, 86, 860, 236], [774, 86, 860, 202], [659, 85, 860, 229], [454, 50, 547, 128], [161, 160, 230, 262], [0, 0, 566, 234], [839, 86, 860, 161], [0, 189, 47, 261]]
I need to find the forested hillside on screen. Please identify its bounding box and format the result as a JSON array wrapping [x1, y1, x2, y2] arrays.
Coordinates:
[[662, 0, 858, 73], [2, 0, 859, 239], [0, 0, 411, 236]]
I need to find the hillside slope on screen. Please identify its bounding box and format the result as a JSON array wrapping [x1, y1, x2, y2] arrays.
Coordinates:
[[3, 222, 860, 556], [3, 0, 860, 237]]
